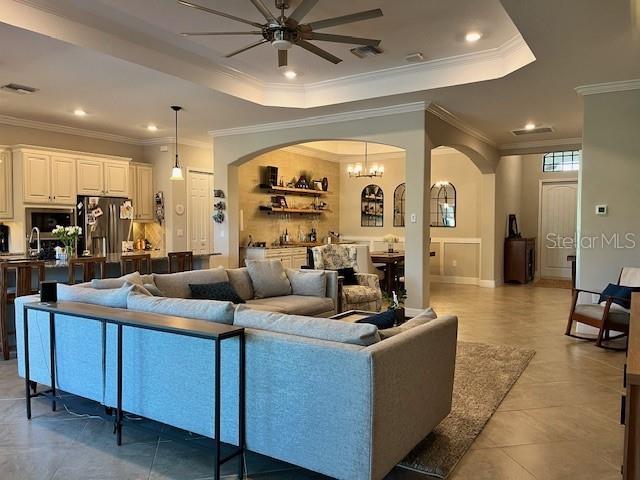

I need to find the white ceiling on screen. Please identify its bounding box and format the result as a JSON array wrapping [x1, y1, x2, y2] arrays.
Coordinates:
[[0, 0, 638, 146]]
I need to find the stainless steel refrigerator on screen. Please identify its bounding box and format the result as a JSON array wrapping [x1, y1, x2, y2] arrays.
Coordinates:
[[77, 196, 133, 256]]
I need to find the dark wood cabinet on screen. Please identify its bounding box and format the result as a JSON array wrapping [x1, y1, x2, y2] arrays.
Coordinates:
[[504, 237, 536, 284]]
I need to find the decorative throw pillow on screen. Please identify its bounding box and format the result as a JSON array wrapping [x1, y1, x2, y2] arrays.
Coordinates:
[[286, 269, 327, 297], [152, 267, 229, 299], [127, 291, 235, 325], [57, 282, 141, 309], [599, 283, 640, 310], [337, 267, 358, 286], [91, 272, 143, 289], [226, 268, 254, 301], [356, 309, 396, 329], [245, 260, 292, 299], [143, 283, 164, 297], [189, 282, 245, 304]]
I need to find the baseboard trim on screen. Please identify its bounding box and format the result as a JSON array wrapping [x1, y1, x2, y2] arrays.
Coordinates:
[[478, 279, 499, 288]]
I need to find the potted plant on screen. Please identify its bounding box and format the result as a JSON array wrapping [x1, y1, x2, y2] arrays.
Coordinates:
[[382, 234, 398, 253], [52, 225, 82, 261], [383, 288, 407, 325]]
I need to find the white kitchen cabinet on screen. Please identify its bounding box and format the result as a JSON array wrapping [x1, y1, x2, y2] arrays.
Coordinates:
[[77, 158, 129, 197], [0, 149, 13, 219], [104, 161, 129, 196], [133, 163, 154, 221], [77, 158, 104, 195], [50, 156, 77, 204], [241, 247, 308, 269], [23, 153, 51, 203]]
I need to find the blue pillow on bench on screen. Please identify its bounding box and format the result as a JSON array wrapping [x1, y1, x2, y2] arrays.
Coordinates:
[[356, 309, 397, 329], [598, 283, 640, 310]]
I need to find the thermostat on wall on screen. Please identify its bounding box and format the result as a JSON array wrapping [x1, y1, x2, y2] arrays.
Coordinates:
[[595, 205, 608, 216]]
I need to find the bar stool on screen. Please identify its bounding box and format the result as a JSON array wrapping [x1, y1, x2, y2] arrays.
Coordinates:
[[0, 260, 45, 360], [168, 251, 193, 273], [68, 257, 107, 285], [120, 253, 151, 275]]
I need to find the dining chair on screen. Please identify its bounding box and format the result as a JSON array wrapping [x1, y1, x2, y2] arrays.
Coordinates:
[[68, 256, 107, 284], [120, 253, 152, 275], [168, 251, 194, 273]]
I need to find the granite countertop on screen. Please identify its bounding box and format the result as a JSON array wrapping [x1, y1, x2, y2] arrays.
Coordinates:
[[243, 242, 351, 250], [1, 250, 220, 268]]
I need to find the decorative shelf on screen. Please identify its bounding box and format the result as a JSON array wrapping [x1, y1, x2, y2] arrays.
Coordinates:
[[260, 184, 330, 197], [259, 206, 330, 215]]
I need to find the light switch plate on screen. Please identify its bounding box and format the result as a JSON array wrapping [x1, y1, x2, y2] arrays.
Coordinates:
[[177, 229, 183, 237], [595, 205, 608, 216], [410, 213, 417, 223]]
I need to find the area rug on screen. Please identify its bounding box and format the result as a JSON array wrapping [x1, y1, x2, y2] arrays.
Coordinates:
[[398, 341, 535, 478]]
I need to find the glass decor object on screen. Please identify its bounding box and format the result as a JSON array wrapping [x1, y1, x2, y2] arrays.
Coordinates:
[[361, 184, 384, 227], [393, 183, 406, 227], [430, 181, 456, 228]]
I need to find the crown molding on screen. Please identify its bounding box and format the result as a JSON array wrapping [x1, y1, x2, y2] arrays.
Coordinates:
[[209, 102, 426, 138], [0, 114, 209, 148], [139, 137, 211, 149], [11, 143, 132, 161], [575, 79, 640, 96], [499, 137, 582, 152], [426, 103, 497, 147]]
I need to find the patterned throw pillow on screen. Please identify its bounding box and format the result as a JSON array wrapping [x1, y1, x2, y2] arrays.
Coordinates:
[[189, 282, 246, 304]]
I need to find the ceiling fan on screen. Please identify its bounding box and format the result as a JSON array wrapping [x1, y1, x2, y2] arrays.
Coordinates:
[[177, 0, 383, 66]]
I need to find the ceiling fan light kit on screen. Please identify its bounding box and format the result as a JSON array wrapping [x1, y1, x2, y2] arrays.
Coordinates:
[[178, 0, 383, 67]]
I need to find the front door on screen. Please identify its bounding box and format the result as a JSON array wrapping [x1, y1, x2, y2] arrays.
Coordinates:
[[540, 181, 578, 279], [188, 171, 213, 255]]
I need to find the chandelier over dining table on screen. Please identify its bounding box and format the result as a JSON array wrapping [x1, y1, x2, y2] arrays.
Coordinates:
[[347, 142, 384, 178]]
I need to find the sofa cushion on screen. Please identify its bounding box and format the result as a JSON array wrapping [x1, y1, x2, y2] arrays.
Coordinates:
[[245, 260, 291, 299], [127, 292, 235, 325], [58, 282, 142, 309], [246, 295, 335, 316], [575, 304, 630, 326], [143, 283, 164, 297], [342, 285, 381, 304], [286, 269, 327, 298], [189, 282, 245, 304], [91, 272, 143, 289], [234, 305, 380, 346], [378, 308, 439, 340], [226, 268, 254, 301], [152, 267, 229, 299]]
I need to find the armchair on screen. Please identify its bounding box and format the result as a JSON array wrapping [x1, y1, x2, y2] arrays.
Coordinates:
[[310, 245, 382, 313], [565, 267, 640, 349]]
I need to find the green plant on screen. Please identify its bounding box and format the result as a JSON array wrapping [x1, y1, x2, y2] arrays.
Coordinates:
[[52, 225, 82, 255]]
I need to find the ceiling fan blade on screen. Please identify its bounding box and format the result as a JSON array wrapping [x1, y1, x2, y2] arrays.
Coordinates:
[[308, 8, 383, 31], [177, 0, 264, 28], [287, 0, 319, 24], [278, 49, 288, 67], [225, 39, 269, 58], [304, 33, 380, 46], [296, 39, 342, 64], [181, 31, 263, 36], [249, 0, 278, 24]]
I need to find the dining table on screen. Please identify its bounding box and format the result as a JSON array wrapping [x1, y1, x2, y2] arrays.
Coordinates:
[[370, 250, 436, 294]]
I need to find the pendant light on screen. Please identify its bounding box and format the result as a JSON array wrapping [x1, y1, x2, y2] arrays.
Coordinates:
[[170, 105, 184, 181]]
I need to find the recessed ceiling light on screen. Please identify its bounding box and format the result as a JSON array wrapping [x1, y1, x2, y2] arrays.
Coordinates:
[[524, 122, 536, 130], [147, 124, 158, 132], [73, 108, 87, 117], [283, 70, 298, 80], [465, 32, 482, 43]]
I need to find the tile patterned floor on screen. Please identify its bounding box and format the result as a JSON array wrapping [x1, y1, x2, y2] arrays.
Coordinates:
[[0, 283, 625, 479]]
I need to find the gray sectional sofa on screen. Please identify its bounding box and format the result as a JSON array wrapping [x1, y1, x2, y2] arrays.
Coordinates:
[[14, 266, 458, 480]]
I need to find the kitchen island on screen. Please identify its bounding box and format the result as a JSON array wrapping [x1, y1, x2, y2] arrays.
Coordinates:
[[0, 251, 220, 282]]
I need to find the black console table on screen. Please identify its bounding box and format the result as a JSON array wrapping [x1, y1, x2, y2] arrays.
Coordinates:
[[23, 301, 245, 480]]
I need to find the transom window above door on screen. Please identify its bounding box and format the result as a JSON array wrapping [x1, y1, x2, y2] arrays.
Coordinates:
[[543, 151, 581, 172]]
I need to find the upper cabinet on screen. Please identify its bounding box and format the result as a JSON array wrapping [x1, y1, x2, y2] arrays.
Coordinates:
[[14, 146, 131, 205], [129, 163, 154, 221], [77, 158, 129, 196], [0, 148, 13, 219], [77, 158, 104, 195], [19, 151, 77, 205]]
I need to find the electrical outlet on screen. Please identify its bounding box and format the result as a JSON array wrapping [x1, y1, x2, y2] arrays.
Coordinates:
[[452, 260, 457, 267]]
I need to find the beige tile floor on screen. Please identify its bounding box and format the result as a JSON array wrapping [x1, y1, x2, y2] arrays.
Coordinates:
[[0, 283, 626, 479]]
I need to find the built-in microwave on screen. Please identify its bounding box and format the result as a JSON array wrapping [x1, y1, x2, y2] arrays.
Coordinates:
[[25, 208, 76, 239]]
